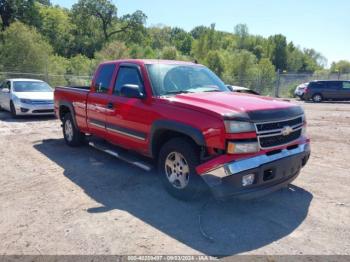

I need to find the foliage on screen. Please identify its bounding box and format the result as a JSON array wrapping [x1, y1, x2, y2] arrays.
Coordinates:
[[0, 0, 345, 94], [94, 41, 129, 63], [206, 51, 224, 77], [330, 60, 350, 74], [0, 21, 52, 73], [161, 46, 178, 60]]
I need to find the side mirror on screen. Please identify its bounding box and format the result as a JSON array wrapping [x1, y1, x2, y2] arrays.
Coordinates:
[[2, 88, 10, 93], [120, 84, 145, 99]]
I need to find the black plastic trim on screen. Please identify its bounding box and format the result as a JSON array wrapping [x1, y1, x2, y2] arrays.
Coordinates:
[[149, 120, 206, 158], [247, 106, 304, 122], [59, 101, 77, 127], [106, 123, 147, 140]]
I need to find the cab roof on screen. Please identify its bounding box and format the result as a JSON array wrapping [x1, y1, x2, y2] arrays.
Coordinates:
[[100, 59, 201, 66]]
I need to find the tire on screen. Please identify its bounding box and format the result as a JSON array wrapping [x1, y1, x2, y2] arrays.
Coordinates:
[[10, 101, 17, 118], [312, 94, 323, 103], [62, 113, 85, 147], [158, 137, 206, 201]]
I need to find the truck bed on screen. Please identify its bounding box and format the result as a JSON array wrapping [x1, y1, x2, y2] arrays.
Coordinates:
[[54, 86, 90, 131]]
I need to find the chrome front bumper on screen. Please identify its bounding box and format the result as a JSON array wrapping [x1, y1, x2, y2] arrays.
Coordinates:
[[202, 143, 311, 200], [14, 101, 55, 115]]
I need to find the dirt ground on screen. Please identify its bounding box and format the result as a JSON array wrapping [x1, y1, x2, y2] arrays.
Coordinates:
[[0, 101, 349, 257]]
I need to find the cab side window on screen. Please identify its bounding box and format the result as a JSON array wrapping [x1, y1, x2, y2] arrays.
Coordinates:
[[94, 64, 116, 93], [114, 66, 143, 95]]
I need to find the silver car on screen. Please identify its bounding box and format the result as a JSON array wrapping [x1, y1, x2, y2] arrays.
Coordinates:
[[0, 78, 54, 117], [294, 82, 309, 99]]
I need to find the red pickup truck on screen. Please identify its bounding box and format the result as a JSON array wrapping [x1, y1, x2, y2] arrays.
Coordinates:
[[54, 59, 310, 201]]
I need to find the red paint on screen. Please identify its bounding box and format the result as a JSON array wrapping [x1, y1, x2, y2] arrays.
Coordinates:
[[55, 59, 309, 173]]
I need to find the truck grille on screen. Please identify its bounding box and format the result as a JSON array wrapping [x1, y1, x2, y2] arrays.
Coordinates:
[[255, 116, 304, 149]]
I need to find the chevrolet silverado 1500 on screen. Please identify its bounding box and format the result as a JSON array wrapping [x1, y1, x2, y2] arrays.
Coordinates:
[[54, 59, 310, 200]]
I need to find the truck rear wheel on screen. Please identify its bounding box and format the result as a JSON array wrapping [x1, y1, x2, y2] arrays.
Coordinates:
[[158, 138, 205, 201], [63, 113, 85, 147]]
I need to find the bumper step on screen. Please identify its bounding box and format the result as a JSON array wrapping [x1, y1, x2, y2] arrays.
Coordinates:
[[88, 138, 153, 172]]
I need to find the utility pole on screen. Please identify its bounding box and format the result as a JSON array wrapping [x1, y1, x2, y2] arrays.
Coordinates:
[[275, 69, 280, 97]]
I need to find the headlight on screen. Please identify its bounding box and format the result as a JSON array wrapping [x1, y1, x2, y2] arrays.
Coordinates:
[[20, 99, 32, 104], [227, 141, 260, 154], [224, 121, 255, 133]]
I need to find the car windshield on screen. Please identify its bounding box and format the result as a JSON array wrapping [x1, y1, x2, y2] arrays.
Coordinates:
[[146, 64, 229, 96], [13, 81, 52, 92]]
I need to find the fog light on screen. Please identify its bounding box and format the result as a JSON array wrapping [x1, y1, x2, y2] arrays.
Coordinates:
[[242, 174, 255, 187], [20, 108, 29, 113]]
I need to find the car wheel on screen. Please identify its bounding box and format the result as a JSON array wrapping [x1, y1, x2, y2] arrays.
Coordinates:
[[158, 138, 206, 201], [10, 101, 17, 118], [63, 113, 85, 147], [312, 94, 323, 103]]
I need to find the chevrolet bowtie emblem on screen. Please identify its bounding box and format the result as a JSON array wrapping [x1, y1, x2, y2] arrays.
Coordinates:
[[281, 126, 293, 136]]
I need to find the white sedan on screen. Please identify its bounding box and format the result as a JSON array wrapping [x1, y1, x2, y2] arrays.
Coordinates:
[[0, 78, 55, 117]]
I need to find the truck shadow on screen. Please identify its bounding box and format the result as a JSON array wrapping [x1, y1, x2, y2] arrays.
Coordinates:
[[34, 138, 313, 257]]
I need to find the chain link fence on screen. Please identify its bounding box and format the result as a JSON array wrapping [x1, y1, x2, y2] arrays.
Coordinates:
[[1, 70, 350, 98], [228, 72, 350, 98], [0, 71, 92, 88]]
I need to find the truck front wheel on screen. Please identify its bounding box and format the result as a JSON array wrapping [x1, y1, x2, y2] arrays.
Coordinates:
[[63, 113, 85, 147], [158, 138, 205, 201]]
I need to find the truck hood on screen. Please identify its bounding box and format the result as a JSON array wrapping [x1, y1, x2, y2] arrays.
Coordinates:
[[163, 92, 303, 121], [13, 92, 53, 100]]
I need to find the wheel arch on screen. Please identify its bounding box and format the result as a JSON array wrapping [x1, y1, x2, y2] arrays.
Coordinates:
[[149, 120, 206, 159], [58, 101, 77, 127]]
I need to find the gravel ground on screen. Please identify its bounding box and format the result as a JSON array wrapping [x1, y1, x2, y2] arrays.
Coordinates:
[[0, 101, 349, 257]]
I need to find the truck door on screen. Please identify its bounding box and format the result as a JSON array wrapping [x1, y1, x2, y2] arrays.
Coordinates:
[[86, 63, 116, 138], [105, 63, 152, 155]]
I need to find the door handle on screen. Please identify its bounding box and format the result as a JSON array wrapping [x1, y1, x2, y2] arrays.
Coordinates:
[[107, 102, 114, 109]]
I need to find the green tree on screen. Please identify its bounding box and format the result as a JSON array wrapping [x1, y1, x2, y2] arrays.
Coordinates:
[[94, 41, 129, 63], [330, 60, 350, 74], [234, 23, 249, 49], [161, 46, 177, 60], [68, 54, 94, 76], [206, 51, 224, 77], [257, 58, 276, 94], [268, 34, 287, 71], [38, 4, 74, 56], [0, 0, 41, 30], [0, 22, 52, 73], [170, 27, 193, 55], [190, 25, 208, 39], [48, 55, 69, 86], [72, 0, 146, 42], [223, 50, 257, 87]]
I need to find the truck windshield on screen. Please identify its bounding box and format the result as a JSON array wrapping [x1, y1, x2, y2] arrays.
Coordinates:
[[146, 64, 229, 96], [13, 81, 52, 92]]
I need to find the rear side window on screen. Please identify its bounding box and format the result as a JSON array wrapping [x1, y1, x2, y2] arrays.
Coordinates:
[[114, 66, 143, 95], [94, 64, 116, 93], [327, 81, 342, 89], [309, 82, 326, 89], [343, 82, 350, 89]]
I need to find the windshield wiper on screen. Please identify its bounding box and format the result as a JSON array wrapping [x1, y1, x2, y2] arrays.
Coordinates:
[[164, 90, 193, 95]]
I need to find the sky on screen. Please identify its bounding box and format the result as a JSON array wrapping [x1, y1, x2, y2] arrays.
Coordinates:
[[52, 0, 349, 66]]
